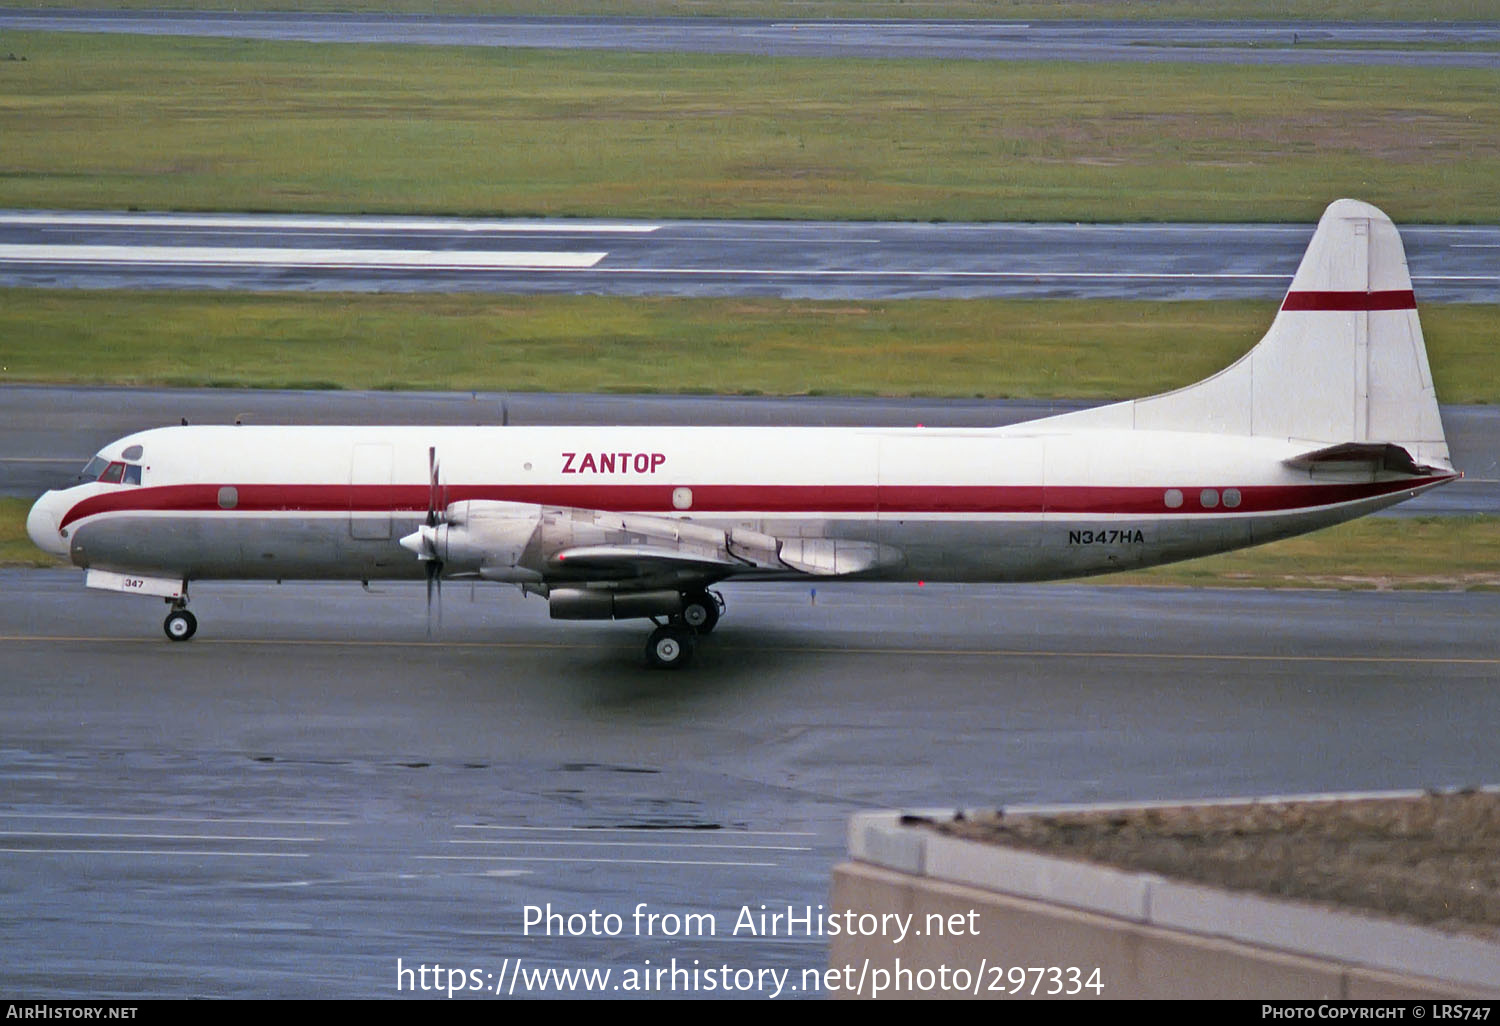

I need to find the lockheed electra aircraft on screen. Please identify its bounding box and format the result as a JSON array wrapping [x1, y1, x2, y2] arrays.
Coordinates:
[[27, 200, 1460, 667]]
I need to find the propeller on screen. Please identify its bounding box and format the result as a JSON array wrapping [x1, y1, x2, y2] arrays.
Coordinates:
[[398, 446, 447, 634], [425, 446, 443, 629]]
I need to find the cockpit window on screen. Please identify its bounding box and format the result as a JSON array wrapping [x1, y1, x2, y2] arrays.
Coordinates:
[[78, 454, 143, 485], [122, 444, 144, 460], [79, 455, 109, 482]]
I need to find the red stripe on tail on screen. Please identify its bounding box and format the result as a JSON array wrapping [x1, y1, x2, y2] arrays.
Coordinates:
[[1281, 290, 1416, 312]]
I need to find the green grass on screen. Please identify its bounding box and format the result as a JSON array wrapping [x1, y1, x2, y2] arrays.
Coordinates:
[[2, 291, 1496, 402], [0, 498, 63, 568], [11, 1, 1499, 21], [1109, 516, 1500, 590], [2, 32, 1499, 222]]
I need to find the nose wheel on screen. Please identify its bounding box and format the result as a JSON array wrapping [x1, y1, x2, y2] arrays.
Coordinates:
[[163, 605, 197, 642]]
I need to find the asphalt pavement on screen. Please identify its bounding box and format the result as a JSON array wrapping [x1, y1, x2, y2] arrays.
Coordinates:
[[5, 212, 1498, 301], [4, 571, 1497, 997], [2, 11, 1497, 67]]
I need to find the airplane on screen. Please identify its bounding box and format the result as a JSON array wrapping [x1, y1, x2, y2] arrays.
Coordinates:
[[26, 199, 1460, 668]]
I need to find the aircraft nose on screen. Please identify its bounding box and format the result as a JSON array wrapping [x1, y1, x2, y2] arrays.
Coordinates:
[[26, 491, 70, 558]]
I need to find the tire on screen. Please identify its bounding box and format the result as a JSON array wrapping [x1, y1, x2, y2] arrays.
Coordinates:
[[644, 624, 695, 669], [679, 590, 720, 634], [163, 609, 197, 642]]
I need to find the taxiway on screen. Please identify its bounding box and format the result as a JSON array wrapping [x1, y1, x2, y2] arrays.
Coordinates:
[[3, 571, 1497, 997]]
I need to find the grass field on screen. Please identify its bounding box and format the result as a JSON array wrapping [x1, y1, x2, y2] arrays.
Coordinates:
[[0, 498, 57, 568], [2, 32, 1498, 222], [2, 291, 1495, 402], [11, 1, 1499, 22]]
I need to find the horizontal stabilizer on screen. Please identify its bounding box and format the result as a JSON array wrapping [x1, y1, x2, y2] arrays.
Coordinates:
[[1283, 442, 1436, 476]]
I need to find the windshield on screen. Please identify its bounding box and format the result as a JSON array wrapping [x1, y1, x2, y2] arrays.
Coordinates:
[[75, 454, 144, 486], [77, 455, 109, 484]]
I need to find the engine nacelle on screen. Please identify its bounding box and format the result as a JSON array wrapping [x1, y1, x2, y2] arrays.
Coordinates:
[[400, 501, 541, 575]]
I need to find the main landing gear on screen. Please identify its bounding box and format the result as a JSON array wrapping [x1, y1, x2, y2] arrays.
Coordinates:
[[643, 589, 724, 670], [679, 588, 722, 634], [163, 596, 197, 642]]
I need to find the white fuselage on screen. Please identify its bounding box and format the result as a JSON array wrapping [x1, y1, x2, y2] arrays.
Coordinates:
[[26, 422, 1455, 585]]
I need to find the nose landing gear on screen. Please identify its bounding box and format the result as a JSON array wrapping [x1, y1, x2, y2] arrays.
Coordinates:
[[163, 596, 197, 642]]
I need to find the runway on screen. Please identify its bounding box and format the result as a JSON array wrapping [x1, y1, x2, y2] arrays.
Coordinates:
[[5, 211, 1499, 301], [3, 570, 1497, 997], [2, 11, 1497, 68]]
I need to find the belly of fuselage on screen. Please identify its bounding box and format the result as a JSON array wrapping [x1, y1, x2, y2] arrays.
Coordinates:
[[65, 500, 1394, 586], [70, 512, 430, 581]]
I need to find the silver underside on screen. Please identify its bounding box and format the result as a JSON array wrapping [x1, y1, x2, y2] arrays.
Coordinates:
[[68, 491, 1417, 587]]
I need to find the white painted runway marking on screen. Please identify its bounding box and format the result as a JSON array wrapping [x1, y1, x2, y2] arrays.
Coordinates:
[[418, 854, 780, 867], [449, 839, 812, 851], [5, 244, 610, 269], [593, 268, 1499, 284], [43, 227, 634, 245], [456, 824, 817, 836], [0, 211, 658, 234], [0, 830, 323, 842], [0, 847, 310, 858], [772, 21, 1031, 31], [0, 244, 607, 270], [1, 812, 350, 825], [598, 267, 1293, 280]]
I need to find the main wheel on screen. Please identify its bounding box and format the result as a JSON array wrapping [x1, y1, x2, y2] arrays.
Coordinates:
[[679, 589, 721, 634], [163, 608, 198, 642], [644, 624, 695, 670]]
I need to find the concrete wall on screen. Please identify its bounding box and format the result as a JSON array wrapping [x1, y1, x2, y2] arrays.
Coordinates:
[[830, 812, 1500, 1000]]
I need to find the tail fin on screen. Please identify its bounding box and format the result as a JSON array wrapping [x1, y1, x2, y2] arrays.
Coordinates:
[[1034, 199, 1451, 468]]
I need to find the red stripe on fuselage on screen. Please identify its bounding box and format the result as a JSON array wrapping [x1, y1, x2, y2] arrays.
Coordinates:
[[57, 476, 1455, 529], [1280, 290, 1417, 312]]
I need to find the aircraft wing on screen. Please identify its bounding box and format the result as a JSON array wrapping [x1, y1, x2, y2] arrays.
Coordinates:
[[548, 543, 745, 580], [546, 509, 904, 582], [416, 501, 905, 587]]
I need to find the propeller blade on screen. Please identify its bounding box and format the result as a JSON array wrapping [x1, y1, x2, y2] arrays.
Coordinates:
[[422, 445, 444, 636]]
